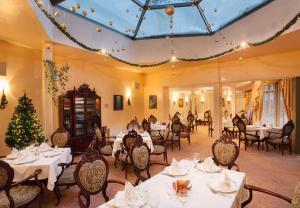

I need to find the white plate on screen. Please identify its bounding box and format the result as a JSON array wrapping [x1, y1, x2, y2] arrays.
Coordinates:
[[196, 163, 222, 173], [13, 158, 38, 165], [207, 179, 239, 193], [162, 167, 187, 177], [44, 151, 62, 157]]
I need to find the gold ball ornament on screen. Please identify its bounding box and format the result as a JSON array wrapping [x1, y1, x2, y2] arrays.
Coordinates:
[[60, 23, 67, 30], [82, 10, 87, 16], [54, 11, 60, 17], [165, 6, 174, 16], [76, 3, 80, 9], [90, 8, 95, 13], [70, 7, 76, 12], [96, 27, 102, 32]]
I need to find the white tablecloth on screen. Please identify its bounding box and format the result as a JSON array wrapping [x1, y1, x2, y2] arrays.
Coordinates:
[[247, 125, 282, 140], [151, 122, 168, 131], [3, 148, 72, 191], [99, 160, 247, 208], [112, 132, 154, 156]]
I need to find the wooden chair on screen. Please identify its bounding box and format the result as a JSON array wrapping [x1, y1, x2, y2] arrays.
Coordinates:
[[129, 140, 151, 186], [168, 122, 181, 151], [265, 120, 294, 155], [240, 114, 249, 125], [180, 124, 191, 145], [148, 115, 158, 124], [212, 134, 240, 171], [237, 119, 261, 150], [51, 128, 70, 148], [242, 182, 300, 208], [141, 119, 163, 142], [0, 161, 43, 208], [187, 114, 195, 132], [171, 115, 180, 124], [120, 130, 143, 179], [151, 125, 169, 164], [74, 150, 125, 208], [208, 116, 214, 137], [194, 112, 202, 130], [204, 111, 210, 125]]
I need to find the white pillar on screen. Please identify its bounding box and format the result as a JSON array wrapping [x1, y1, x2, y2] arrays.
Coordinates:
[[213, 64, 222, 140], [42, 42, 54, 140]]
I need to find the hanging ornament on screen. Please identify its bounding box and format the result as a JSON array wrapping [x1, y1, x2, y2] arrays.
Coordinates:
[[82, 10, 87, 16], [96, 27, 102, 32], [76, 3, 80, 9], [54, 10, 60, 17], [60, 23, 67, 30], [165, 6, 174, 16], [90, 8, 95, 13], [109, 21, 113, 26], [70, 7, 76, 12]]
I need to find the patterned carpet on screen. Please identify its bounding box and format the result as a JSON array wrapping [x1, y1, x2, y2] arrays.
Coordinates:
[[40, 126, 300, 208]]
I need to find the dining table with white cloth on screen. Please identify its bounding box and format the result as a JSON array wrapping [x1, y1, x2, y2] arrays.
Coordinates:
[[246, 125, 282, 140], [99, 160, 247, 208], [112, 131, 154, 156], [2, 147, 72, 191], [150, 121, 168, 131]]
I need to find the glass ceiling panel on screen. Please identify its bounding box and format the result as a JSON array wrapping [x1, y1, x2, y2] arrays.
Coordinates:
[[137, 6, 208, 38], [56, 0, 272, 39], [149, 0, 195, 6], [59, 0, 142, 37], [200, 0, 270, 32]]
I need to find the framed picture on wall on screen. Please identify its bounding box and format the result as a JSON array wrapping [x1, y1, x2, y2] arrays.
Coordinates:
[[149, 95, 157, 109], [113, 95, 123, 111], [178, 99, 184, 107]]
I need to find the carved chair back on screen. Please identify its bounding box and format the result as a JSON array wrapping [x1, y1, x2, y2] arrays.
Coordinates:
[[142, 119, 151, 133], [122, 130, 142, 153], [187, 114, 195, 123], [172, 115, 180, 124], [0, 161, 14, 193], [212, 134, 239, 169], [51, 128, 70, 147], [282, 120, 294, 137], [148, 115, 157, 124], [240, 114, 249, 125], [237, 119, 246, 135]]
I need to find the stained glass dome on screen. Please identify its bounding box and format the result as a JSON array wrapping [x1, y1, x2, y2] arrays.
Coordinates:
[[53, 0, 271, 39]]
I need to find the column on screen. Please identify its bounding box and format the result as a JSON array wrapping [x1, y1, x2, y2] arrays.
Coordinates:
[[213, 83, 222, 140], [42, 42, 54, 140]]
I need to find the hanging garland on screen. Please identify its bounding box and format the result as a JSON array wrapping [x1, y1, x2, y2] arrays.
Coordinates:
[[34, 0, 300, 68]]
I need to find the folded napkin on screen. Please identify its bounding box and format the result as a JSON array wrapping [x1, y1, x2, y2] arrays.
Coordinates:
[[124, 181, 140, 205], [163, 158, 186, 176], [14, 152, 36, 165], [38, 142, 51, 152], [202, 157, 220, 172]]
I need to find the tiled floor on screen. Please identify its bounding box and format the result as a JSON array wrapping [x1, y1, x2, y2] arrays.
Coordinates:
[[41, 126, 300, 208]]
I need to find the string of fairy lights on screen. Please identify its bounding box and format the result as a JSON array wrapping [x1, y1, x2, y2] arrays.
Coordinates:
[[34, 0, 300, 68]]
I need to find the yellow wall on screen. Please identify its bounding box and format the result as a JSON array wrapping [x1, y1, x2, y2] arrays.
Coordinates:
[[143, 50, 300, 121], [53, 55, 145, 136], [0, 41, 43, 154]]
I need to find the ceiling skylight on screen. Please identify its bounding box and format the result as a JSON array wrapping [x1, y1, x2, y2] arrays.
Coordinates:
[[55, 0, 271, 40]]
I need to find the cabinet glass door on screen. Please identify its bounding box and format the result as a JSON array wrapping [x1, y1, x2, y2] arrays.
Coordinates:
[[86, 97, 96, 135], [74, 97, 85, 136], [63, 98, 72, 133]]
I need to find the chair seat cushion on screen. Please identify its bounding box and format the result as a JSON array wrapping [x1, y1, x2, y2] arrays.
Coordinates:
[[0, 185, 41, 207], [180, 132, 189, 138], [152, 145, 165, 154], [267, 137, 289, 144], [58, 165, 76, 184], [99, 145, 113, 155]]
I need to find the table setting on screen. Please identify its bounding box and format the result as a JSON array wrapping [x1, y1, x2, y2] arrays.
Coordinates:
[[2, 142, 72, 190], [100, 156, 246, 208], [150, 121, 168, 131], [112, 131, 154, 156]]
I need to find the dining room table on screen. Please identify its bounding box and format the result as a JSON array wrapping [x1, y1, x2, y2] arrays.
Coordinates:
[[99, 159, 247, 208], [112, 131, 154, 156], [2, 146, 72, 191]]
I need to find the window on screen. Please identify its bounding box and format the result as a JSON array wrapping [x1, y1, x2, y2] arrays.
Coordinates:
[[261, 84, 276, 126]]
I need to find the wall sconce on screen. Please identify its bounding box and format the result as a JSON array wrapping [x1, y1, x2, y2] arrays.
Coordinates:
[[185, 96, 189, 105], [226, 96, 231, 104], [126, 89, 131, 106], [200, 95, 205, 104], [172, 96, 176, 106], [0, 79, 9, 109]]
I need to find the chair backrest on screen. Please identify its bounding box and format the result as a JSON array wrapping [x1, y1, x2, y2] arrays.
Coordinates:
[[171, 122, 181, 134], [282, 120, 295, 137], [51, 128, 70, 147], [237, 119, 246, 133], [129, 141, 150, 171], [240, 114, 249, 125], [194, 113, 198, 120], [127, 119, 140, 131], [187, 114, 195, 123], [122, 130, 142, 152], [163, 127, 170, 141], [232, 114, 240, 127], [148, 115, 157, 124], [204, 111, 210, 120], [292, 182, 300, 208], [74, 150, 108, 195], [172, 115, 180, 124], [212, 134, 239, 169], [0, 161, 14, 192], [142, 119, 151, 133]]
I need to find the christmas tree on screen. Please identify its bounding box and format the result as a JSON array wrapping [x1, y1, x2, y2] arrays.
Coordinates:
[[5, 94, 45, 149]]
